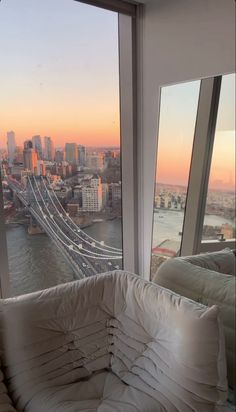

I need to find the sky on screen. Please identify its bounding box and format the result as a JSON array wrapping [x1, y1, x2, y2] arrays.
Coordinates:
[[156, 74, 235, 191], [0, 0, 120, 148], [0, 1, 235, 190]]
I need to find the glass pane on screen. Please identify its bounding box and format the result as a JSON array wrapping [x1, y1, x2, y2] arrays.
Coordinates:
[[202, 73, 235, 241], [0, 0, 122, 297], [151, 81, 200, 278]]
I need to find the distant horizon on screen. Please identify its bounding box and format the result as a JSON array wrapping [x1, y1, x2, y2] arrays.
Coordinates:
[[0, 1, 234, 192], [155, 181, 235, 194], [0, 0, 120, 148], [0, 135, 120, 151]]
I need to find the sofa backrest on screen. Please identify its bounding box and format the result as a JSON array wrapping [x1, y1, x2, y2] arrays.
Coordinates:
[[0, 271, 228, 411], [110, 273, 229, 411], [183, 248, 235, 276], [153, 250, 236, 390]]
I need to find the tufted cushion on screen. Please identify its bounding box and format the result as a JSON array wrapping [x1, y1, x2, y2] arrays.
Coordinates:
[[153, 250, 236, 391], [19, 370, 163, 412], [0, 359, 16, 411], [0, 271, 228, 411]]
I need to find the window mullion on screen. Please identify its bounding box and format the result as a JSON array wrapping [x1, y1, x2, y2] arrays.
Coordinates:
[[0, 168, 10, 298], [181, 76, 222, 256], [118, 13, 138, 273]]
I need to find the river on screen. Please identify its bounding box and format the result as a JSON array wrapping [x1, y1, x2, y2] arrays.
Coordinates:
[[6, 212, 233, 296], [7, 218, 122, 297], [152, 209, 234, 247]]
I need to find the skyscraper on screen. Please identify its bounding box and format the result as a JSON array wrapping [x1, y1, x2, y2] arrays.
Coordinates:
[[23, 140, 38, 173], [24, 140, 33, 150], [86, 153, 104, 171], [37, 160, 46, 176], [14, 146, 24, 165], [78, 145, 86, 166], [7, 131, 16, 164], [65, 143, 78, 164], [44, 137, 54, 161], [55, 149, 64, 163], [82, 175, 103, 212], [32, 135, 43, 159]]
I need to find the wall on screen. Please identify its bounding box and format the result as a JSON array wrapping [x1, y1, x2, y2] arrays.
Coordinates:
[[137, 0, 235, 277]]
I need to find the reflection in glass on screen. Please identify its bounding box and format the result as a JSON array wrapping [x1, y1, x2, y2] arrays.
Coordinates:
[[203, 73, 235, 241], [151, 81, 200, 278]]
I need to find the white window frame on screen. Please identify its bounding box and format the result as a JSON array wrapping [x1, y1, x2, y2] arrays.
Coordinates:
[[181, 76, 222, 256], [181, 74, 236, 256], [0, 168, 10, 298]]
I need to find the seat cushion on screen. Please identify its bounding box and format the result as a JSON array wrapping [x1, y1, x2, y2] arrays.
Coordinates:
[[0, 360, 16, 412], [22, 370, 163, 412], [0, 271, 228, 411]]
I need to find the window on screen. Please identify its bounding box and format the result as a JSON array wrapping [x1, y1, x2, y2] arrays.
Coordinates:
[[151, 81, 200, 278], [202, 74, 235, 242], [0, 0, 131, 297]]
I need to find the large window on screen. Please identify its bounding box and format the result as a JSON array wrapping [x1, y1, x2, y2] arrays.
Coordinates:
[[151, 74, 235, 278], [202, 74, 235, 242], [0, 0, 127, 297], [151, 81, 200, 278]]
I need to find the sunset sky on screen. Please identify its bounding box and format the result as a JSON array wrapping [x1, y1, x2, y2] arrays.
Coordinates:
[[156, 74, 235, 191], [0, 1, 235, 191], [0, 0, 120, 148]]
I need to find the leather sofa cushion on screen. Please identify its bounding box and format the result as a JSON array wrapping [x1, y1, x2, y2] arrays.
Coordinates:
[[153, 251, 235, 390], [0, 271, 228, 411]]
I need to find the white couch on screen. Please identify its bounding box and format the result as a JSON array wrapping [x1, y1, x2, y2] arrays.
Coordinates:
[[0, 270, 229, 411], [153, 249, 235, 408]]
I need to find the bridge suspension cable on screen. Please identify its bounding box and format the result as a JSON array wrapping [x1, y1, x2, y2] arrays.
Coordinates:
[[46, 176, 123, 253], [40, 176, 122, 256], [9, 179, 88, 277], [28, 177, 122, 260], [33, 176, 122, 259]]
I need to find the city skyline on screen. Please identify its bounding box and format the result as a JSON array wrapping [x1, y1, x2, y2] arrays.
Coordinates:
[[0, 0, 120, 148], [0, 128, 235, 193], [0, 1, 234, 191], [0, 132, 120, 151]]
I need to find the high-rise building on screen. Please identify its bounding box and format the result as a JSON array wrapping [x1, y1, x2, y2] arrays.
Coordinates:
[[82, 175, 103, 212], [55, 149, 64, 163], [13, 146, 23, 165], [110, 182, 122, 205], [78, 145, 86, 166], [7, 131, 16, 164], [102, 183, 109, 207], [44, 137, 54, 161], [23, 140, 38, 174], [37, 160, 46, 176], [86, 153, 104, 171], [65, 143, 78, 164], [24, 140, 33, 150], [32, 135, 43, 159], [104, 150, 115, 168]]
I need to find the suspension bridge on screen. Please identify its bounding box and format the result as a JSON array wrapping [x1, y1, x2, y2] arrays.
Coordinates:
[[7, 176, 123, 279]]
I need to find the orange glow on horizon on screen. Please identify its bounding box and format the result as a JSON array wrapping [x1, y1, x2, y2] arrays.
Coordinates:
[[156, 130, 235, 192], [0, 109, 120, 148]]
